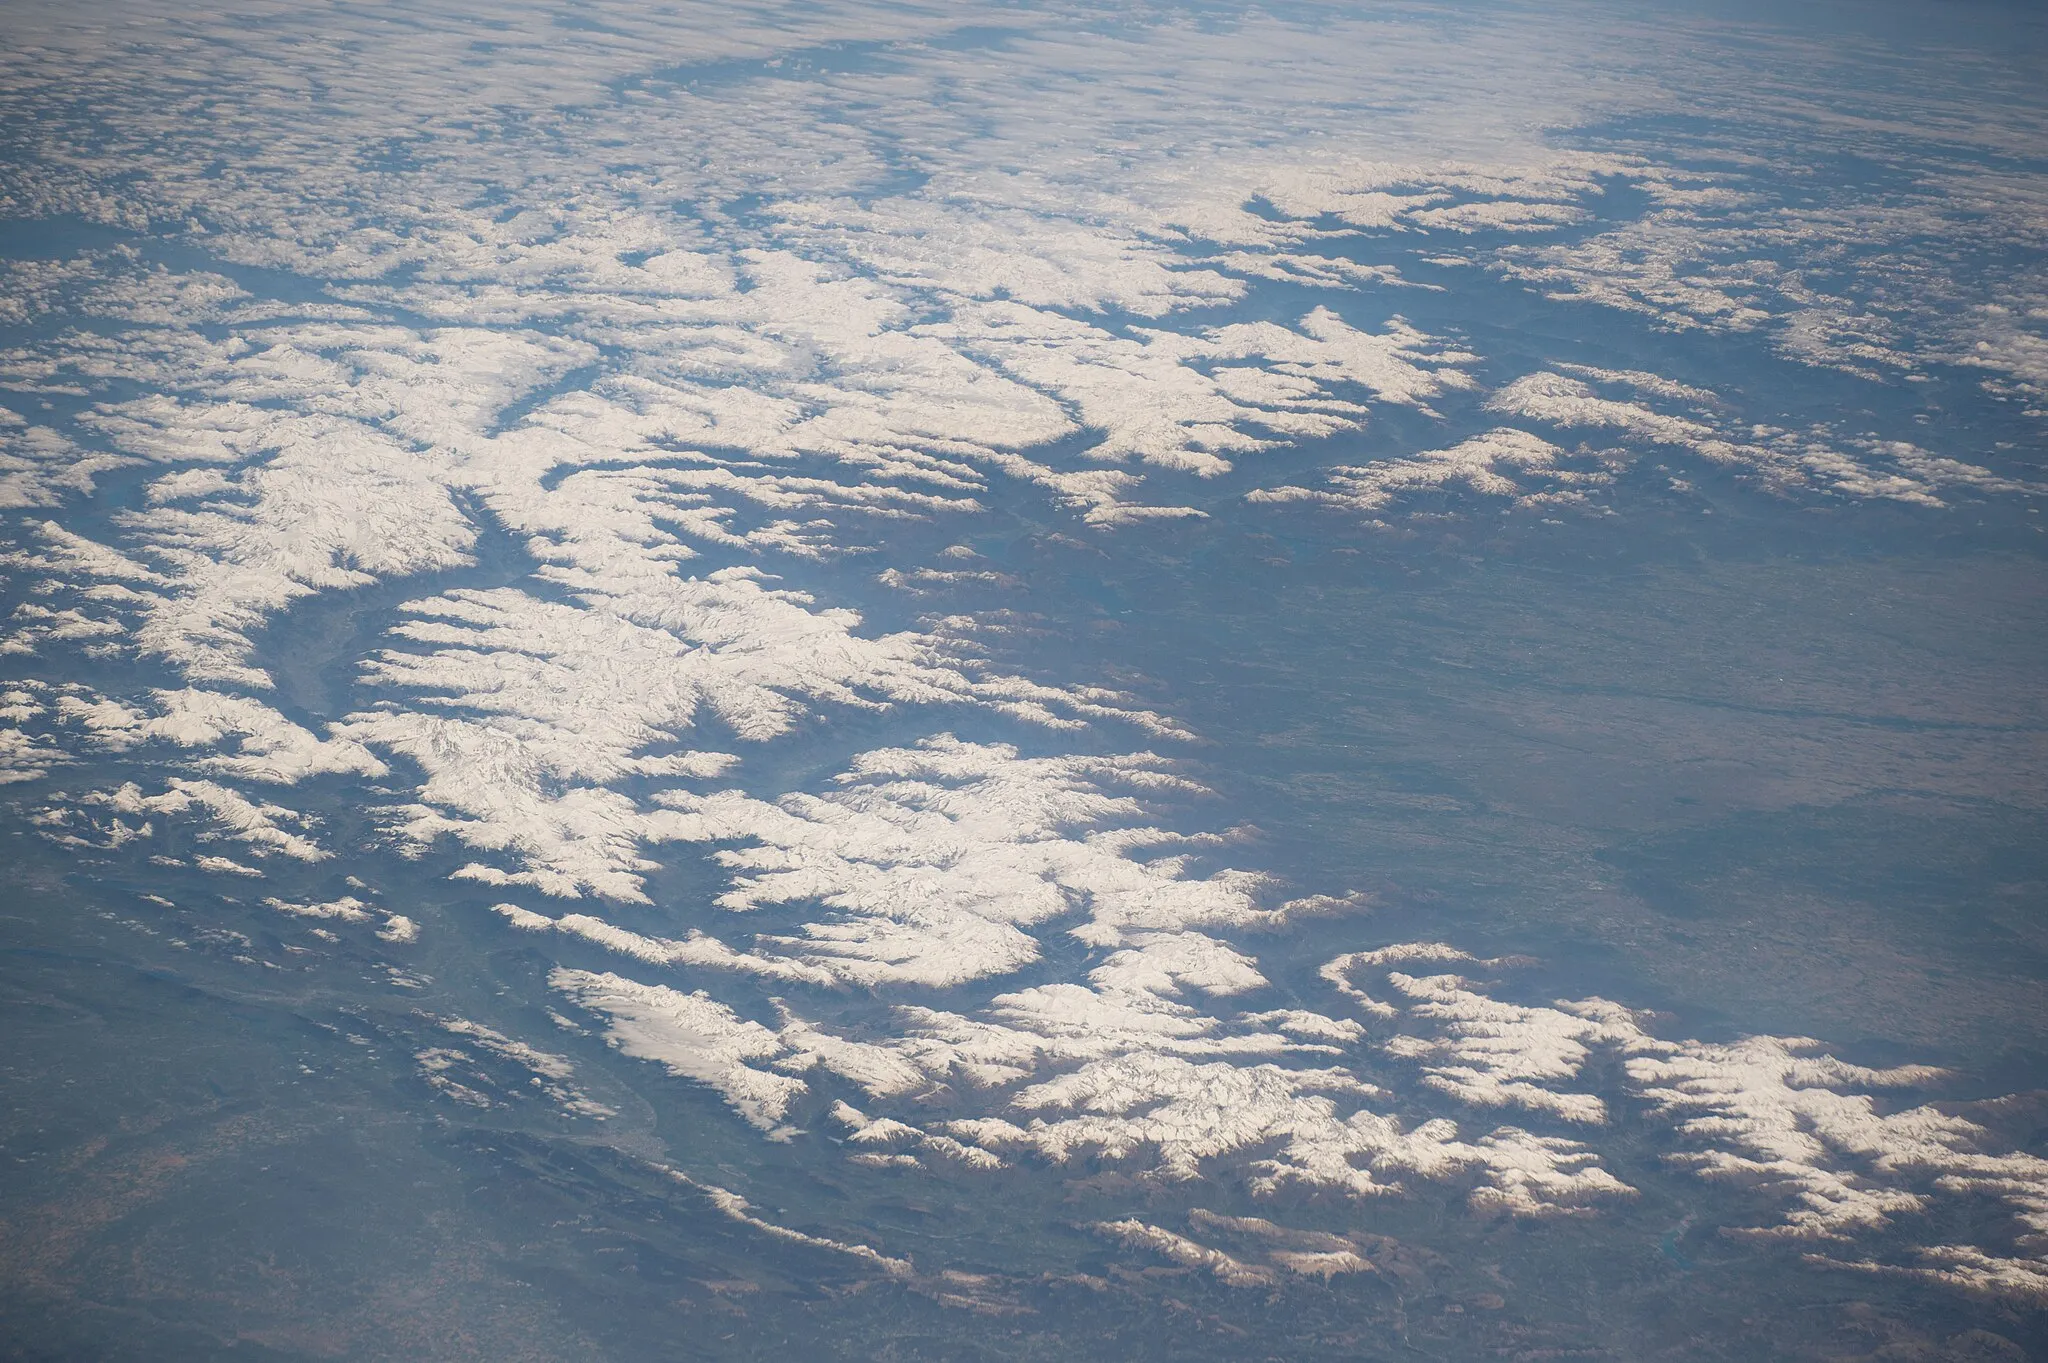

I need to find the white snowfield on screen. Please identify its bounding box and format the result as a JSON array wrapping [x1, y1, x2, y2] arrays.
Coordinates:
[[1, 0, 2044, 1303]]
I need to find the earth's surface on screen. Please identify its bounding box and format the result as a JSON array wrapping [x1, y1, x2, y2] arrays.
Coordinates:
[[1, 1, 2045, 1359]]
